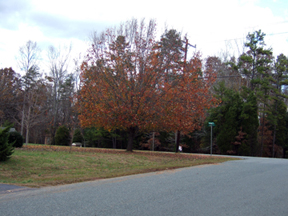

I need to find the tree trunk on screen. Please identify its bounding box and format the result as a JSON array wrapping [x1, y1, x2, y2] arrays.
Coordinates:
[[20, 93, 26, 136], [127, 127, 137, 152], [25, 126, 29, 146], [152, 132, 155, 151], [272, 101, 278, 158], [21, 109, 25, 136], [175, 130, 180, 153], [272, 124, 276, 158], [260, 111, 265, 157], [112, 137, 116, 149], [25, 105, 31, 146]]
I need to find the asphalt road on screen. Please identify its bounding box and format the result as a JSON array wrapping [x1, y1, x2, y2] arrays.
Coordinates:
[[1, 156, 288, 216]]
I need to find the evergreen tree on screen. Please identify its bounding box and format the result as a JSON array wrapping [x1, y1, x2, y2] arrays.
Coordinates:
[[238, 30, 273, 91], [159, 29, 184, 72], [240, 90, 259, 156], [216, 89, 243, 154], [72, 128, 83, 143], [0, 126, 14, 161], [8, 131, 24, 148], [274, 100, 287, 157], [55, 125, 71, 146], [237, 30, 273, 156], [208, 82, 243, 154], [284, 113, 288, 158], [207, 83, 259, 156], [270, 54, 288, 157], [83, 127, 122, 148], [83, 127, 98, 147]]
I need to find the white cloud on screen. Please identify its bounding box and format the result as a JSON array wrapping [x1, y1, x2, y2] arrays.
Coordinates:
[[1, 0, 288, 72]]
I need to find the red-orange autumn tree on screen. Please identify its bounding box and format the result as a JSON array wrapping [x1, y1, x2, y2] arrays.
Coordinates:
[[77, 19, 217, 151], [158, 55, 218, 152]]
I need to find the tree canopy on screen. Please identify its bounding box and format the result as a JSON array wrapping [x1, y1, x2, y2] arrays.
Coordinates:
[[77, 19, 217, 151]]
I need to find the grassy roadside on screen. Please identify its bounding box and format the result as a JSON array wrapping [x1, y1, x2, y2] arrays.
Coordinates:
[[0, 145, 237, 187]]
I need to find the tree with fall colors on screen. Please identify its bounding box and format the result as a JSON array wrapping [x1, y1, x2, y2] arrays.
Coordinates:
[[0, 68, 21, 126], [77, 19, 217, 151]]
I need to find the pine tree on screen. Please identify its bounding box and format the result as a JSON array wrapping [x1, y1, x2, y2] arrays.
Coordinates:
[[217, 90, 243, 154], [72, 128, 83, 143], [238, 30, 273, 91], [237, 30, 273, 156], [284, 113, 288, 158], [208, 83, 259, 156], [0, 126, 14, 161], [270, 54, 288, 157], [208, 83, 243, 154], [240, 90, 259, 156], [55, 125, 71, 146], [273, 100, 287, 157]]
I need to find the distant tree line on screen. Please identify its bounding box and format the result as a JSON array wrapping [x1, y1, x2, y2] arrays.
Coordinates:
[[1, 19, 288, 157], [205, 30, 288, 158]]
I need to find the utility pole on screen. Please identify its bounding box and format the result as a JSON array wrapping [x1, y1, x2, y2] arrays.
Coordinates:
[[182, 37, 196, 65], [152, 132, 155, 151], [175, 37, 196, 153]]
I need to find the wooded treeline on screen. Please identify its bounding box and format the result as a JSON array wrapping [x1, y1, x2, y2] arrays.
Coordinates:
[[1, 19, 288, 157], [0, 42, 78, 146], [206, 30, 288, 158]]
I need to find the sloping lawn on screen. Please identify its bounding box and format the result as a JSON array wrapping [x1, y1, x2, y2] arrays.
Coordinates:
[[0, 145, 236, 187]]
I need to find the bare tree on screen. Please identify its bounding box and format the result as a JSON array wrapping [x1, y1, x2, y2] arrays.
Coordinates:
[[217, 38, 246, 62], [73, 53, 82, 92], [90, 18, 156, 63], [22, 79, 48, 145], [17, 40, 41, 73], [205, 56, 243, 93], [46, 44, 72, 143], [16, 41, 41, 136]]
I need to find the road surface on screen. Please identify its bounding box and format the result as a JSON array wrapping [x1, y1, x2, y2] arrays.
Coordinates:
[[1, 156, 288, 216]]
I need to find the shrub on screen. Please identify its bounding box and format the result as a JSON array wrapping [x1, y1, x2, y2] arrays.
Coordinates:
[[55, 125, 71, 146], [8, 131, 24, 148], [0, 126, 14, 161], [72, 129, 83, 143]]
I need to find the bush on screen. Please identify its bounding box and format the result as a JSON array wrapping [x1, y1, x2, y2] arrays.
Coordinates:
[[0, 126, 14, 161], [72, 129, 83, 143], [8, 131, 24, 148], [55, 125, 71, 146]]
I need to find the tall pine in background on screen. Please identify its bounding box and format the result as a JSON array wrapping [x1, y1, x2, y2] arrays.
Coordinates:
[[239, 90, 259, 156], [270, 54, 288, 157], [274, 100, 287, 157], [208, 83, 259, 155], [237, 30, 273, 156]]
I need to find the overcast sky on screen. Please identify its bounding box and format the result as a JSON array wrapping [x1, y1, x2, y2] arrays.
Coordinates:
[[1, 0, 288, 74]]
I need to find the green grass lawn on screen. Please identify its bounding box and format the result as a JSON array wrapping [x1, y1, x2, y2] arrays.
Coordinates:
[[0, 145, 237, 187]]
